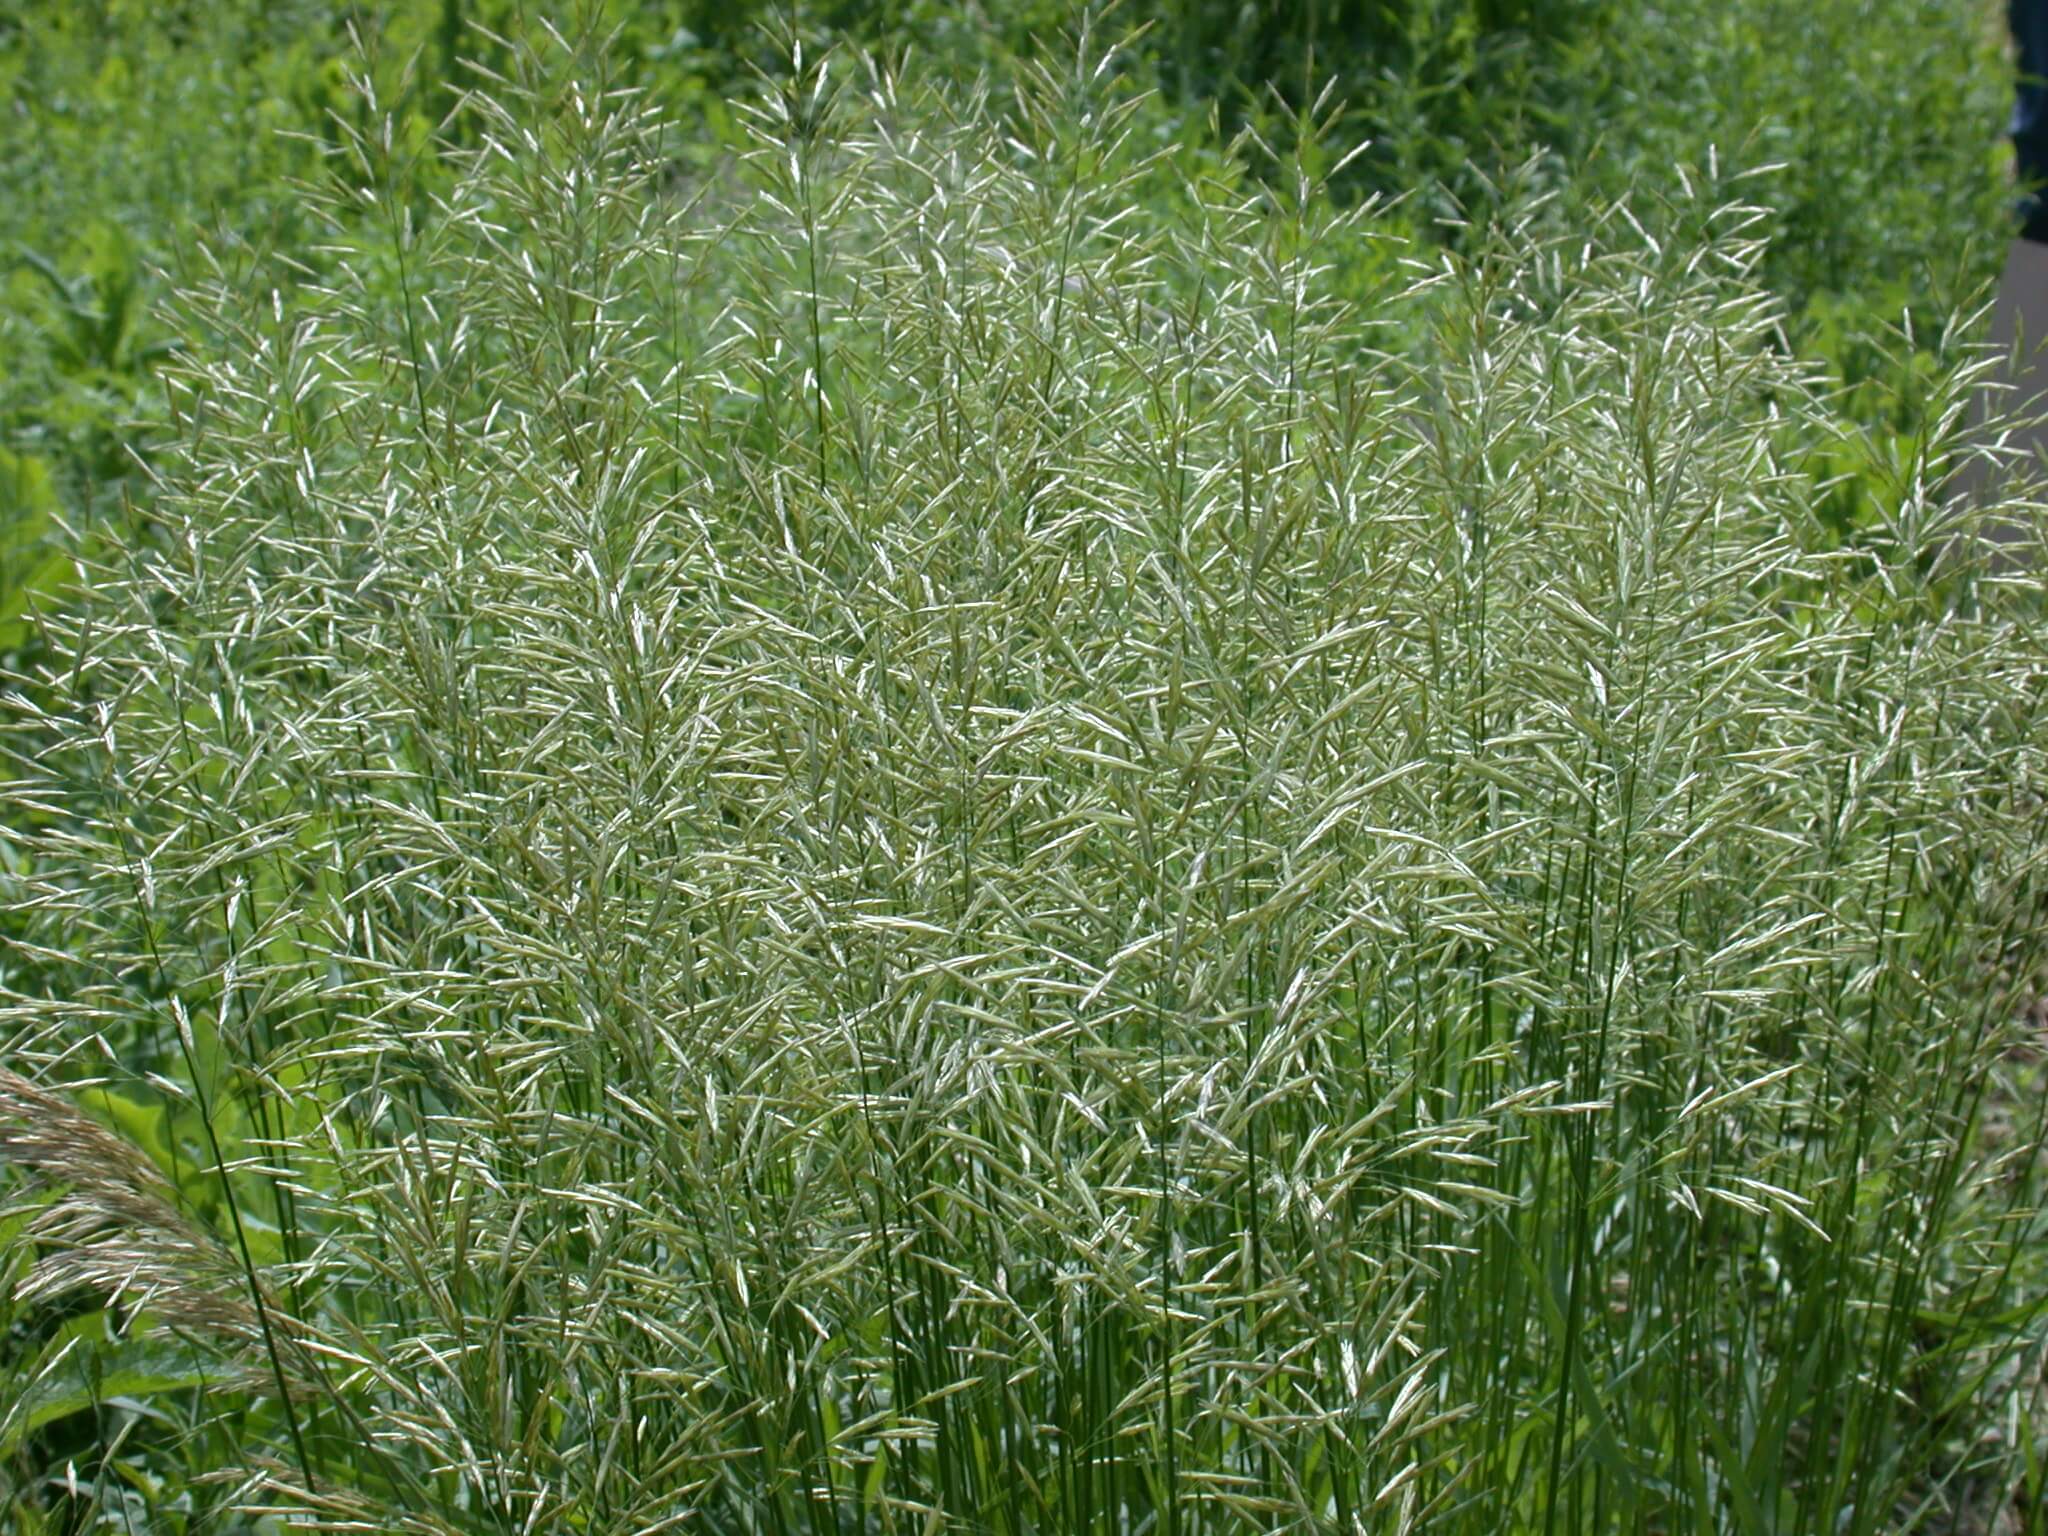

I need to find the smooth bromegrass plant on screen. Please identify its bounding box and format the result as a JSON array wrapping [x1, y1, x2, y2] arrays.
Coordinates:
[[3, 21, 2046, 1534]]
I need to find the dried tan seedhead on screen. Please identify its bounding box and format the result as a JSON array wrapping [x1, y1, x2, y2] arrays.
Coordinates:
[[220, 1462, 469, 1536], [0, 1067, 296, 1364]]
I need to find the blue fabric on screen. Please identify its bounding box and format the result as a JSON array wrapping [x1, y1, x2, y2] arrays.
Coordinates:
[[2014, 0, 2048, 241]]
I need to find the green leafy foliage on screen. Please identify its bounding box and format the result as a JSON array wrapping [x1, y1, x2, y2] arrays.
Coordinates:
[[0, 451, 64, 659]]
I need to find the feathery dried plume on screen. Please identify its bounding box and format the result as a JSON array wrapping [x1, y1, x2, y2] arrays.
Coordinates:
[[0, 1067, 292, 1362]]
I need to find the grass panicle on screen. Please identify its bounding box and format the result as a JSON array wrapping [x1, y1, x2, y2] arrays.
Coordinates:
[[3, 21, 2045, 1535]]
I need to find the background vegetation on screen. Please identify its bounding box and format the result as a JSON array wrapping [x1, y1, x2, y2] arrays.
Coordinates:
[[2, 2, 2044, 1533], [0, 0, 2015, 644]]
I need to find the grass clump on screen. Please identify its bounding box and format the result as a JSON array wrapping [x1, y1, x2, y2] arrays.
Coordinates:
[[3, 23, 2046, 1535]]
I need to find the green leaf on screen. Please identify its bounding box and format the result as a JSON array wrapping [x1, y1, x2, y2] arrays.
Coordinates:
[[1699, 1407, 1770, 1535], [0, 446, 64, 653], [81, 1088, 181, 1187], [1, 1328, 223, 1456]]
